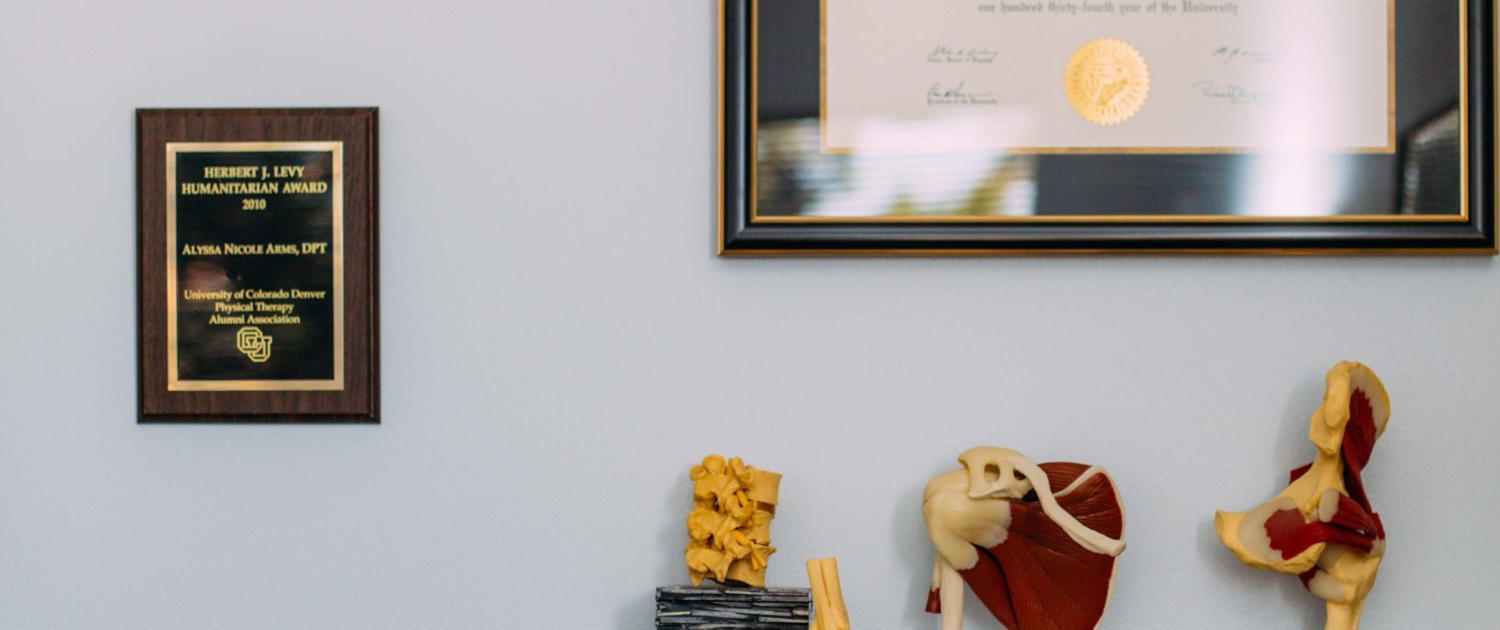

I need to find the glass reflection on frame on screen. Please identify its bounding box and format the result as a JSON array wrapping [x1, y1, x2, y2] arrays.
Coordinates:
[[755, 104, 1463, 220], [751, 0, 1465, 222]]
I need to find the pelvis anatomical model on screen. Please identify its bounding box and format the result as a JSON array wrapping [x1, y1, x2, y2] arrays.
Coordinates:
[[1216, 362, 1390, 630], [923, 447, 1126, 630]]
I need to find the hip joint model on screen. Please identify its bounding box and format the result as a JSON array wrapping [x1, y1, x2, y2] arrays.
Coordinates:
[[1216, 362, 1389, 630]]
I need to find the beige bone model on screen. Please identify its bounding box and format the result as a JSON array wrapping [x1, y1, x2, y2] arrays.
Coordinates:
[[806, 557, 850, 630], [924, 447, 1126, 630], [1216, 362, 1390, 630]]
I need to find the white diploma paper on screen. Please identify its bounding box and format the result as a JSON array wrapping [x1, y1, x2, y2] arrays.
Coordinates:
[[824, 0, 1393, 153]]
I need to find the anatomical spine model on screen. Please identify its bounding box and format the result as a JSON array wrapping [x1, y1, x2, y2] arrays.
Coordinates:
[[1216, 362, 1390, 630], [923, 447, 1127, 630], [685, 455, 781, 588]]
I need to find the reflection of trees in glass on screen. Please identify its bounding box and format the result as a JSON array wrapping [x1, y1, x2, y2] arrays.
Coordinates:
[[951, 156, 1033, 217], [756, 121, 853, 217], [887, 194, 917, 217], [755, 119, 1036, 218], [883, 156, 1034, 217], [760, 161, 809, 217]]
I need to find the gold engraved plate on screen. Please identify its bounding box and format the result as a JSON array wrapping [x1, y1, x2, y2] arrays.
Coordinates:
[[1064, 38, 1151, 126], [166, 141, 344, 392]]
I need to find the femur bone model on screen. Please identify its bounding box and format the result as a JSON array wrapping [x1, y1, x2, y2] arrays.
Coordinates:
[[923, 447, 1127, 630], [1216, 362, 1390, 630]]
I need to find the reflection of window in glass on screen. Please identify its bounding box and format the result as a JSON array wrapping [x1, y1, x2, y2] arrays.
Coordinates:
[[1401, 106, 1462, 216], [756, 120, 1037, 219], [1233, 154, 1360, 218]]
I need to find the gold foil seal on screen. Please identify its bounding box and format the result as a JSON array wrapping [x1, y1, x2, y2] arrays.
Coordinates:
[[1064, 38, 1151, 125]]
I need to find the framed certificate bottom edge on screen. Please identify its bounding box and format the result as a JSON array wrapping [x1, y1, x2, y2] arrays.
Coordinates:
[[719, 0, 1498, 256]]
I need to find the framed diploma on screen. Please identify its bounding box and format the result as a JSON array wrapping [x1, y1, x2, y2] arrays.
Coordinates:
[[137, 109, 379, 423], [719, 0, 1498, 254]]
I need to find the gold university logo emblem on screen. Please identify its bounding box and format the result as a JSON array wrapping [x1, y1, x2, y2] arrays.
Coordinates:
[[1064, 38, 1151, 126], [236, 327, 273, 363]]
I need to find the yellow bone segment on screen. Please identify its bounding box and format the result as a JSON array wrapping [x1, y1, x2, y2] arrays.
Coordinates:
[[684, 455, 781, 588]]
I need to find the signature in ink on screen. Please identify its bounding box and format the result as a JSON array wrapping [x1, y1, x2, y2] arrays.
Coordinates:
[[928, 45, 1000, 65], [1212, 46, 1282, 64], [928, 82, 998, 105], [1194, 81, 1273, 105]]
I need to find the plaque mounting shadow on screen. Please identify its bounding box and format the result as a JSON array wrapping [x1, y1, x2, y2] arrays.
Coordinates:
[[137, 108, 379, 423]]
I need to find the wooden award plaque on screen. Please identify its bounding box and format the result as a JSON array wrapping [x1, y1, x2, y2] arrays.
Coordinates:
[[137, 108, 379, 423]]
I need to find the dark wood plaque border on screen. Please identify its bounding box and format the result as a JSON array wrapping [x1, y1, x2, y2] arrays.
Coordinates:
[[719, 0, 1499, 255], [137, 108, 380, 423]]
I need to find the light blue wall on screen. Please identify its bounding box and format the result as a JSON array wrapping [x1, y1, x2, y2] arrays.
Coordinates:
[[0, 1, 1495, 628]]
